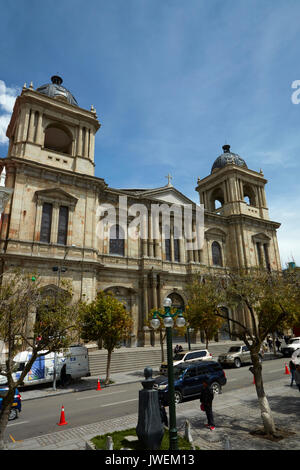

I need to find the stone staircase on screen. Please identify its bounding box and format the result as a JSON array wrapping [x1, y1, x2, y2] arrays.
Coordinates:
[[87, 341, 239, 377]]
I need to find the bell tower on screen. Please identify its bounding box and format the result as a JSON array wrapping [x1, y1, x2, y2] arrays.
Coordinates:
[[196, 144, 269, 220], [5, 76, 100, 176], [196, 144, 281, 271]]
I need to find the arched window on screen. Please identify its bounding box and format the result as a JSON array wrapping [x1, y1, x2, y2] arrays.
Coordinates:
[[210, 187, 225, 211], [212, 241, 223, 266], [109, 224, 125, 256], [243, 185, 256, 207], [44, 124, 72, 155]]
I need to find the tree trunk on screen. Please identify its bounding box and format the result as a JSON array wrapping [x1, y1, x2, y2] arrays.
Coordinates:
[[0, 387, 15, 449], [251, 352, 276, 436], [105, 349, 112, 385]]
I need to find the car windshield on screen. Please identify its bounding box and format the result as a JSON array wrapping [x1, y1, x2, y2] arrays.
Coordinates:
[[228, 347, 241, 352], [290, 339, 300, 344], [173, 352, 185, 361]]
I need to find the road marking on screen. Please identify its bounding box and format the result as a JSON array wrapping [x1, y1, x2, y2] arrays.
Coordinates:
[[7, 420, 29, 427], [76, 390, 126, 401], [101, 398, 138, 407]]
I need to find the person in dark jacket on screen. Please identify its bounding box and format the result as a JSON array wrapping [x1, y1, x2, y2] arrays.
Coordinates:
[[200, 382, 215, 430], [289, 360, 296, 387]]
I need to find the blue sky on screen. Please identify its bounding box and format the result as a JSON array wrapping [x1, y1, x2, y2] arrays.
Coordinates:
[[1, 0, 300, 265]]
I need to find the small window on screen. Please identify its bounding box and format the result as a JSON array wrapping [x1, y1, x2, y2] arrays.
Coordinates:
[[109, 224, 125, 256], [242, 346, 249, 352], [174, 238, 180, 262], [40, 203, 53, 243], [57, 206, 69, 245]]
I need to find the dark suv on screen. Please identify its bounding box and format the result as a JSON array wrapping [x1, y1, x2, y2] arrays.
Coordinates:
[[154, 360, 226, 405], [0, 387, 22, 420]]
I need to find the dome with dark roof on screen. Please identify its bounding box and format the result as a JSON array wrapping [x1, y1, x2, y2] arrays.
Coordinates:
[[36, 75, 78, 106], [211, 145, 247, 173]]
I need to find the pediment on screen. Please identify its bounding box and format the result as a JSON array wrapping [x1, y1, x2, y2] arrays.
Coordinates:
[[35, 188, 78, 207], [141, 187, 195, 207], [252, 232, 271, 243], [205, 227, 227, 241]]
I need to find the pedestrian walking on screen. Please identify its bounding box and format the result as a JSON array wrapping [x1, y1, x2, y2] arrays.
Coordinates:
[[295, 365, 300, 392], [289, 360, 296, 387], [275, 338, 281, 352], [200, 382, 215, 430], [267, 336, 273, 351]]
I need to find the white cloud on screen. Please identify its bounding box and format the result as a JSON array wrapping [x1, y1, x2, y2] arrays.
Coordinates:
[[0, 80, 19, 144]]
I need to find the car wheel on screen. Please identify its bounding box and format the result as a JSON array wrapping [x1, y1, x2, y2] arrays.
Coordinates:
[[210, 382, 221, 394], [8, 408, 18, 421], [234, 358, 241, 368], [174, 390, 182, 404]]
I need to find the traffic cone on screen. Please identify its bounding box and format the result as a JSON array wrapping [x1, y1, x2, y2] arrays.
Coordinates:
[[57, 405, 68, 426], [97, 379, 101, 391], [285, 363, 290, 375]]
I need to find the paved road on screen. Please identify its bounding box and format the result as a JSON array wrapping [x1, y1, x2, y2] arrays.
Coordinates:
[[5, 356, 291, 443]]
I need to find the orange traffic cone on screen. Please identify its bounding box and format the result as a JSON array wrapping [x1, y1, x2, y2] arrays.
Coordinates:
[[285, 363, 290, 375], [97, 379, 102, 391], [57, 405, 68, 426]]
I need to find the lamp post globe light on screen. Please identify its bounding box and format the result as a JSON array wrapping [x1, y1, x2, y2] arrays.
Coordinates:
[[150, 297, 185, 450]]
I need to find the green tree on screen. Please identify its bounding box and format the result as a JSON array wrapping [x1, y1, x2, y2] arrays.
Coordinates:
[[0, 271, 79, 449], [215, 268, 300, 437], [185, 275, 224, 349], [79, 290, 133, 385]]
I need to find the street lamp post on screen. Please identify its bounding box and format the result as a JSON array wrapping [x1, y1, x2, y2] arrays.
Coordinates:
[[150, 297, 185, 450]]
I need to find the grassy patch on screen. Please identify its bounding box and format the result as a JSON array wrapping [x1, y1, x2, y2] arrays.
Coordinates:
[[92, 428, 195, 450]]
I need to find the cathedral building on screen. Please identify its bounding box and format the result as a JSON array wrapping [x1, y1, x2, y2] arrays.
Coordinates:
[[0, 76, 281, 346]]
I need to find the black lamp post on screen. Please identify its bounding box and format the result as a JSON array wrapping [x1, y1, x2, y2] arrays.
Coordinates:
[[150, 297, 185, 450]]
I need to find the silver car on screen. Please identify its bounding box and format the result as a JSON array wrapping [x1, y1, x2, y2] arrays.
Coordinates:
[[218, 345, 262, 368]]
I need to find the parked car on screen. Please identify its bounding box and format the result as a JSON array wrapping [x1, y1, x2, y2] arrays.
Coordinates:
[[0, 387, 22, 420], [218, 345, 262, 368], [154, 360, 226, 405], [281, 337, 300, 357], [159, 349, 213, 375]]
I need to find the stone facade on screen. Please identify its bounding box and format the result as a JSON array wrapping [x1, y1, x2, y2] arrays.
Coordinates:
[[0, 77, 281, 346]]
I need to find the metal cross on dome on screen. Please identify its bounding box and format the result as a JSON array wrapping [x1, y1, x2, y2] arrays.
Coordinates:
[[165, 173, 173, 186]]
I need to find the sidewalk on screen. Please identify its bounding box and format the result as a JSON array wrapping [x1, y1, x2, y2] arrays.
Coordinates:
[[6, 359, 300, 451]]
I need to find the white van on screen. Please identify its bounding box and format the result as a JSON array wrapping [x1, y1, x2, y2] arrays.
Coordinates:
[[0, 345, 90, 386]]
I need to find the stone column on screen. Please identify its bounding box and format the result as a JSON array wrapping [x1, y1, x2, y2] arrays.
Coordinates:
[[84, 128, 89, 157], [28, 109, 36, 142], [66, 206, 75, 246], [148, 212, 154, 257], [36, 111, 44, 146], [51, 202, 60, 244], [89, 130, 95, 161], [34, 200, 43, 241], [77, 126, 83, 156]]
